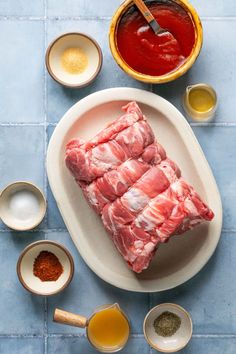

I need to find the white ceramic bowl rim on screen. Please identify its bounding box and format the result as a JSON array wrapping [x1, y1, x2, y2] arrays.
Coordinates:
[[143, 303, 193, 353], [46, 87, 222, 292], [45, 32, 103, 88], [0, 181, 46, 231], [17, 240, 74, 296]]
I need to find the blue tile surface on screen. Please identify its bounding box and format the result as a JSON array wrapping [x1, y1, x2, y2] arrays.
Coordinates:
[[48, 337, 149, 354], [0, 1, 44, 17], [0, 125, 45, 229], [154, 19, 236, 123], [0, 338, 44, 354], [0, 231, 44, 334], [151, 232, 236, 334], [0, 21, 45, 123], [0, 0, 235, 353], [46, 0, 236, 18], [190, 0, 236, 17], [0, 126, 45, 190], [152, 337, 236, 354], [46, 231, 149, 335], [47, 126, 66, 229], [0, 126, 45, 229], [47, 182, 66, 229], [47, 0, 122, 18], [46, 19, 150, 123], [193, 127, 236, 229]]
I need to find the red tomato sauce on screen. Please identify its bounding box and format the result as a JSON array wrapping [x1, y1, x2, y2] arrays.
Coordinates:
[[117, 0, 196, 76]]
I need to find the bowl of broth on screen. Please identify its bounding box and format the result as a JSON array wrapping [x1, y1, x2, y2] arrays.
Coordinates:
[[54, 303, 130, 353]]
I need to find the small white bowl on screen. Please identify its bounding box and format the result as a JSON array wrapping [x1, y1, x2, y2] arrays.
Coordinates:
[[17, 240, 74, 296], [0, 181, 46, 231], [143, 303, 193, 353], [46, 32, 103, 88]]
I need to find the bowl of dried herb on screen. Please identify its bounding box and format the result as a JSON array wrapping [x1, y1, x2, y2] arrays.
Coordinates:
[[143, 303, 193, 352]]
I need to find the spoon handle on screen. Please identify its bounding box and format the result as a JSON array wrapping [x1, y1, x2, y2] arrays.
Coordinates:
[[133, 0, 162, 33]]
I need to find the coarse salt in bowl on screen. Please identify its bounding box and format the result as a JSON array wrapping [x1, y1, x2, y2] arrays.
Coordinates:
[[0, 181, 46, 231]]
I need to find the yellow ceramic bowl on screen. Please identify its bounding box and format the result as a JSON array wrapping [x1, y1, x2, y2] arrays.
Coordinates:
[[109, 0, 203, 84]]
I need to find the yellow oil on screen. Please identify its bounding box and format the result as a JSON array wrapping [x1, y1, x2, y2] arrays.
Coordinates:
[[87, 307, 129, 349], [188, 88, 215, 113]]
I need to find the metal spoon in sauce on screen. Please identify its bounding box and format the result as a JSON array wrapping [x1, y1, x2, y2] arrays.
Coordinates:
[[133, 0, 178, 43]]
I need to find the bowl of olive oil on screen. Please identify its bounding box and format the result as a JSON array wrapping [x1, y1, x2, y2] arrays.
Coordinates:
[[183, 83, 217, 121]]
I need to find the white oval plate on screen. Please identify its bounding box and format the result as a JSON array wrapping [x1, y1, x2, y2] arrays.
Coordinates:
[[47, 88, 222, 292]]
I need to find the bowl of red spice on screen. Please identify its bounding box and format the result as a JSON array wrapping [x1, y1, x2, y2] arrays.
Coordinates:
[[17, 240, 74, 296]]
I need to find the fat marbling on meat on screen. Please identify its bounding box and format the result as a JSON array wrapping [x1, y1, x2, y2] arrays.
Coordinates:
[[65, 102, 214, 273]]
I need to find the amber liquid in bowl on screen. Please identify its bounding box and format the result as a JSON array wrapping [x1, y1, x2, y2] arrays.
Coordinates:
[[87, 306, 130, 351]]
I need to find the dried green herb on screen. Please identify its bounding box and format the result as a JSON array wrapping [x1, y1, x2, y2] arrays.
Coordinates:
[[153, 311, 181, 337]]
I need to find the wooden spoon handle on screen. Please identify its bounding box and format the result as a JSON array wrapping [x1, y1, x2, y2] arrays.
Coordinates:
[[54, 308, 88, 328], [133, 0, 155, 24]]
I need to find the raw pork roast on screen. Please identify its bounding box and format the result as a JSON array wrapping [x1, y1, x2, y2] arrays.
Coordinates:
[[65, 102, 214, 273]]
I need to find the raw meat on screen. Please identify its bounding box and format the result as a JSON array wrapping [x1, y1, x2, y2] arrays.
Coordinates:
[[65, 102, 214, 273]]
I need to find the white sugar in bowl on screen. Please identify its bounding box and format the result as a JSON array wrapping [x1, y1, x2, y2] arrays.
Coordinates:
[[0, 181, 46, 231]]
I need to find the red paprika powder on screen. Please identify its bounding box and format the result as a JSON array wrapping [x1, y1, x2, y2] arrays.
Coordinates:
[[33, 250, 63, 282]]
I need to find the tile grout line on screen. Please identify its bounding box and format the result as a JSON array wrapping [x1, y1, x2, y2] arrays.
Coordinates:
[[43, 9, 48, 229], [0, 15, 111, 21], [0, 335, 45, 338], [1, 15, 236, 21], [189, 122, 236, 127], [148, 290, 152, 354], [0, 228, 235, 233], [192, 334, 236, 338], [1, 333, 236, 339], [48, 16, 112, 21], [201, 16, 236, 21], [0, 122, 46, 126], [0, 16, 45, 20], [44, 298, 48, 353], [43, 0, 48, 353], [0, 334, 144, 339], [2, 122, 236, 127]]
